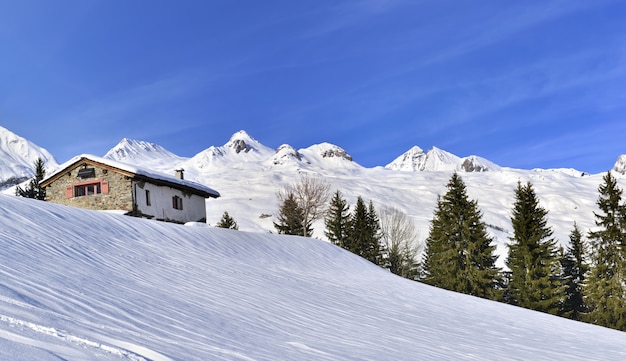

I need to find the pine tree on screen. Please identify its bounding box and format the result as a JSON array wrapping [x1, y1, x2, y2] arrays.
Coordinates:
[[347, 196, 383, 265], [365, 200, 385, 265], [274, 192, 312, 236], [216, 211, 239, 230], [584, 171, 626, 330], [422, 172, 500, 300], [278, 175, 330, 237], [324, 190, 350, 248], [560, 222, 588, 320], [506, 181, 565, 315], [16, 157, 46, 200]]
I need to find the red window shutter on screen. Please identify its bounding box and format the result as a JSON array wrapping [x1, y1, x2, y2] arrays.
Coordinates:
[[101, 181, 109, 194], [66, 186, 73, 198]]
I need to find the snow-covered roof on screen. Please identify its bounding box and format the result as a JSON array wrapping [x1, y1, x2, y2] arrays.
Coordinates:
[[41, 154, 220, 198]]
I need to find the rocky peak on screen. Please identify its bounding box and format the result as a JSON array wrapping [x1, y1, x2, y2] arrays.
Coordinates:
[[224, 130, 273, 156], [320, 146, 353, 161], [613, 154, 626, 175], [460, 155, 500, 172], [230, 139, 251, 154], [269, 144, 304, 166]]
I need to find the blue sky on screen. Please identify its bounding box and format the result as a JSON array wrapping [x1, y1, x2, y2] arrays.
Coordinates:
[[1, 1, 625, 173]]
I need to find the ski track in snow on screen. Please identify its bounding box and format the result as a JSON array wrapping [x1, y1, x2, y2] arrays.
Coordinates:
[[0, 311, 166, 361]]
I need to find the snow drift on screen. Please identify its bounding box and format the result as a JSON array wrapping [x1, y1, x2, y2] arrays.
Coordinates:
[[0, 195, 625, 360]]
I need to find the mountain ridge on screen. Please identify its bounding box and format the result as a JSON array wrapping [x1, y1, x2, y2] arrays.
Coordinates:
[[0, 126, 59, 189], [89, 130, 625, 268], [1, 127, 626, 269]]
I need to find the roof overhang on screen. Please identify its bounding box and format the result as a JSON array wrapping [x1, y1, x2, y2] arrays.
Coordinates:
[[40, 155, 220, 199]]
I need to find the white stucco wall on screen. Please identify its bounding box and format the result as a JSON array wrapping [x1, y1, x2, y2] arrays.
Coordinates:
[[133, 181, 207, 223]]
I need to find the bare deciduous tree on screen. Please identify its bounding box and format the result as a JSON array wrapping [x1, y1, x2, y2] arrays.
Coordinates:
[[278, 174, 331, 237], [379, 206, 421, 279]]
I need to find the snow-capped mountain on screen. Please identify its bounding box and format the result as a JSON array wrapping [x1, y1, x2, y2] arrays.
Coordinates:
[[461, 155, 502, 172], [0, 126, 58, 189], [104, 138, 184, 165], [82, 130, 626, 268], [613, 154, 626, 175], [385, 146, 501, 172], [226, 130, 274, 155], [269, 144, 303, 166], [269, 142, 360, 170], [183, 130, 275, 171], [2, 127, 626, 359], [1, 127, 625, 267]]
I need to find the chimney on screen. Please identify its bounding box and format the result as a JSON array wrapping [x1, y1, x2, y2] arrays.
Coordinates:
[[175, 168, 184, 180]]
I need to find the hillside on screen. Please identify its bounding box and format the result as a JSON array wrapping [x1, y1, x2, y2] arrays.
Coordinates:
[[1, 195, 625, 360], [99, 131, 625, 268], [2, 127, 626, 266], [98, 131, 626, 267], [0, 126, 58, 189]]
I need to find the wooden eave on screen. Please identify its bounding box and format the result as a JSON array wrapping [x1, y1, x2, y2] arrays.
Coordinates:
[[41, 156, 219, 199], [40, 157, 137, 188], [132, 174, 219, 199]]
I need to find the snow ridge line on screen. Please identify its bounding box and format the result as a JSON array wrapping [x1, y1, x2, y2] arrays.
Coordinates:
[[0, 314, 148, 361]]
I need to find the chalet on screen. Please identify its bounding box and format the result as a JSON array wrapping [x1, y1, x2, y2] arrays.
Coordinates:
[[40, 155, 220, 224]]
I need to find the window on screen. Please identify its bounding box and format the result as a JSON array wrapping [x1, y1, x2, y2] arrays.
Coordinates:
[[172, 195, 183, 210], [66, 181, 108, 198], [77, 167, 96, 178], [74, 182, 101, 197], [146, 190, 151, 206]]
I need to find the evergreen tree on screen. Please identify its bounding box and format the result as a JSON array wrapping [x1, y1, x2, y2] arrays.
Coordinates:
[[347, 196, 383, 265], [278, 175, 330, 237], [366, 200, 385, 265], [422, 172, 501, 300], [560, 222, 588, 320], [216, 211, 239, 230], [506, 181, 565, 315], [274, 192, 312, 236], [584, 171, 626, 330], [324, 190, 350, 248], [16, 157, 46, 200]]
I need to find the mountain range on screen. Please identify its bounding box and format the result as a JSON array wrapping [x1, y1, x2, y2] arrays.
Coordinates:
[[1, 126, 625, 266], [104, 130, 508, 173], [2, 125, 626, 358]]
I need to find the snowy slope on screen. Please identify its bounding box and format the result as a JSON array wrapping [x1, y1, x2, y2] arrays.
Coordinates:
[[0, 126, 614, 268], [0, 126, 58, 188], [1, 195, 626, 360], [614, 154, 626, 175], [103, 138, 186, 170], [202, 164, 618, 268], [87, 130, 626, 268], [183, 130, 275, 171]]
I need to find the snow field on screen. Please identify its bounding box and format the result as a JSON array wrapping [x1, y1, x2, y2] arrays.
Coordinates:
[[1, 195, 626, 360]]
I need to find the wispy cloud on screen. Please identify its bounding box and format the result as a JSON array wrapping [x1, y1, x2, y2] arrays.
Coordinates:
[[58, 70, 205, 126], [297, 0, 401, 39], [46, 69, 215, 160]]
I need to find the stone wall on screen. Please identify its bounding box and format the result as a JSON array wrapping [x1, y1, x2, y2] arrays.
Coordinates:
[[45, 165, 134, 212]]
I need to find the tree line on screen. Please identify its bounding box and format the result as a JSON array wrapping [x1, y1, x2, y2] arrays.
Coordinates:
[[272, 174, 419, 279], [421, 171, 626, 331], [270, 171, 626, 332]]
